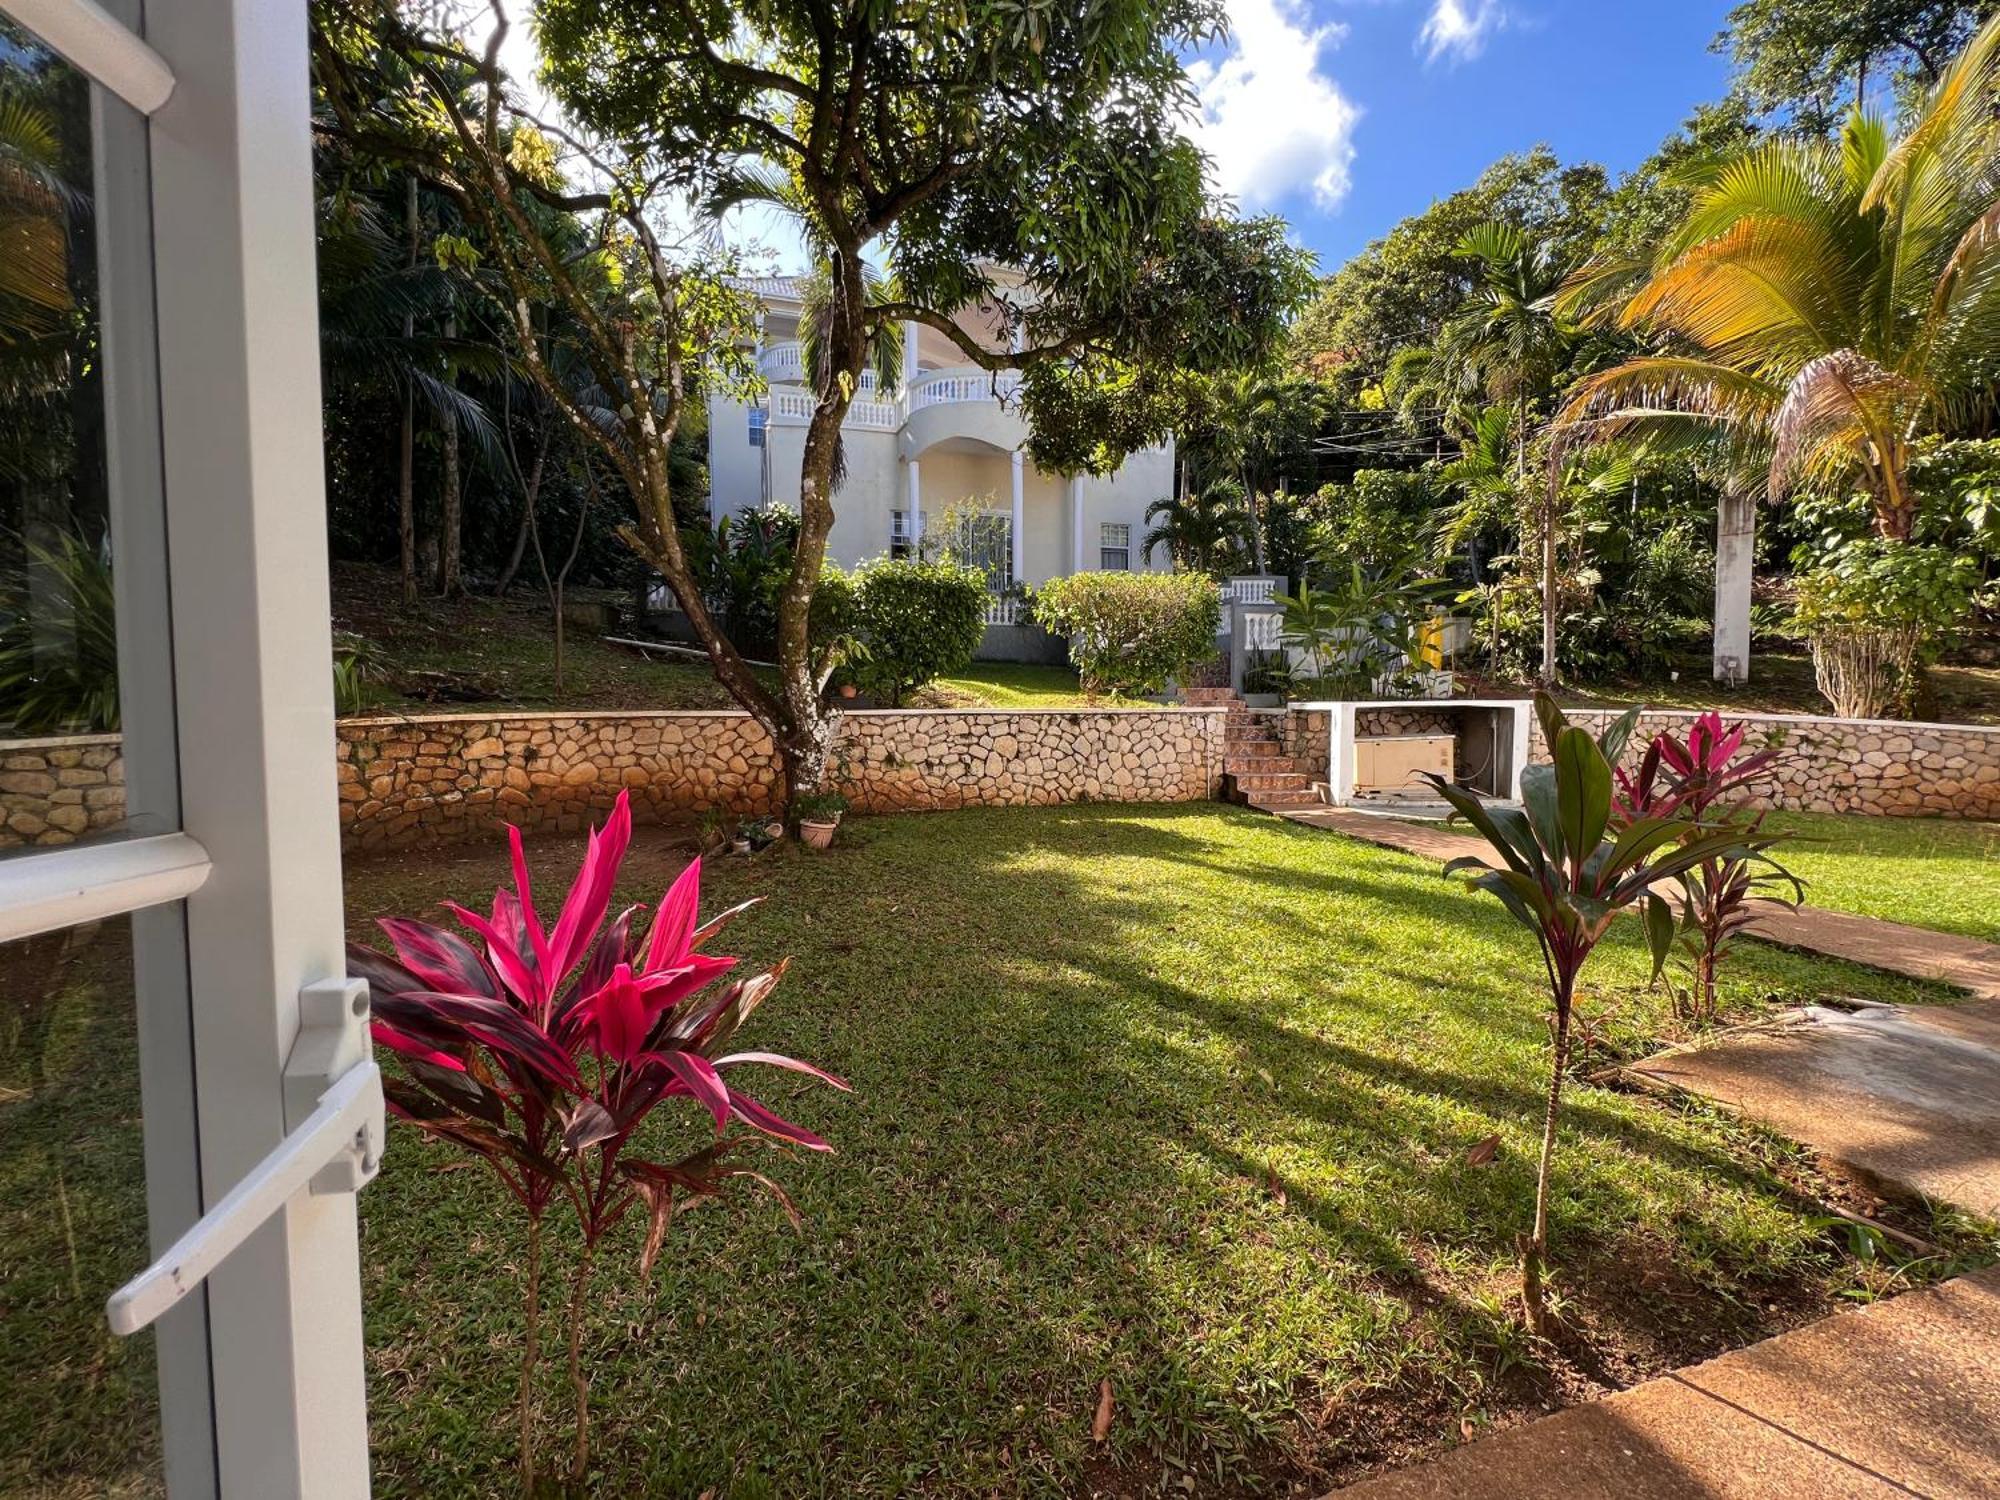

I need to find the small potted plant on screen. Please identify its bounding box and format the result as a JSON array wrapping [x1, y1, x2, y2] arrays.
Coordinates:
[[795, 789, 848, 849]]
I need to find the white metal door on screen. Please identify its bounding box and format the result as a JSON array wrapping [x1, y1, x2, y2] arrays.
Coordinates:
[[0, 1, 376, 1495]]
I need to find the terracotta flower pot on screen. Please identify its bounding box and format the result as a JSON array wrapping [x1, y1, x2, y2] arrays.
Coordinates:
[[800, 819, 838, 850], [837, 683, 859, 699]]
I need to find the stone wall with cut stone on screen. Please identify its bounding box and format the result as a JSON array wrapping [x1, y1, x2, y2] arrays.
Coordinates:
[[1529, 708, 2000, 819], [333, 708, 1226, 851], [0, 735, 124, 846]]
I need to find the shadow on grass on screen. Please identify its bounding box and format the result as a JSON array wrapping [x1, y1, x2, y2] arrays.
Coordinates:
[[341, 800, 1937, 1499]]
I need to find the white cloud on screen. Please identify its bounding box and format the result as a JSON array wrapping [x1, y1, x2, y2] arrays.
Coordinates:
[[1419, 0, 1506, 65], [1183, 0, 1361, 212]]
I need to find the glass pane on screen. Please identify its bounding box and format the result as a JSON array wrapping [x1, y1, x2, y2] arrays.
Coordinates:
[[0, 26, 137, 853], [0, 915, 165, 1497]]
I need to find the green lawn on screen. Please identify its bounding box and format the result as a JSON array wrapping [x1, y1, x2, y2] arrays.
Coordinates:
[[1757, 812, 2000, 944], [919, 661, 1094, 709], [8, 805, 1992, 1498]]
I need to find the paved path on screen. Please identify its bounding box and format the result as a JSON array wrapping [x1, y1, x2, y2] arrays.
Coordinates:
[[1330, 1265, 2000, 1497]]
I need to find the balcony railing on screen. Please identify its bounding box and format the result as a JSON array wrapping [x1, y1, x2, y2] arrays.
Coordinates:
[[757, 340, 876, 394], [768, 389, 898, 431], [983, 596, 1022, 626], [909, 366, 1022, 410]]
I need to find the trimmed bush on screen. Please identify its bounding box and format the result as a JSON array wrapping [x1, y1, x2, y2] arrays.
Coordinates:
[[1792, 539, 1978, 718], [1032, 571, 1221, 698], [847, 558, 990, 706]]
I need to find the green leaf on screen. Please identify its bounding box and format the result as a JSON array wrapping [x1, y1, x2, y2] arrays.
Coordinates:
[[1597, 704, 1644, 768], [1519, 764, 1562, 865], [1553, 726, 1612, 868], [1644, 892, 1676, 984]]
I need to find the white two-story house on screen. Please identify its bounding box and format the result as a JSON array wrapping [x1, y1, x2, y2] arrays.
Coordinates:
[[706, 274, 1175, 621]]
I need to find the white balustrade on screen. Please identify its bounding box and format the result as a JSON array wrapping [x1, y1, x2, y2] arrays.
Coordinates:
[[908, 366, 1022, 410], [983, 597, 1021, 627], [757, 340, 876, 394]]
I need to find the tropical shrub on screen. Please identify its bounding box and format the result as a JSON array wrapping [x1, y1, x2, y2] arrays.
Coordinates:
[[352, 790, 845, 1489], [1279, 561, 1450, 699], [1424, 695, 1769, 1331], [1792, 539, 1978, 718], [846, 557, 989, 706], [685, 505, 802, 658], [1032, 570, 1222, 698], [0, 528, 119, 733], [1613, 712, 1803, 1026], [1303, 468, 1436, 576]]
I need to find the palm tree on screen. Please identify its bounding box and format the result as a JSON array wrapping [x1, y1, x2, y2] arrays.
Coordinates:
[[1195, 371, 1327, 572], [1142, 481, 1252, 575], [1433, 223, 1581, 680], [1554, 16, 2000, 541], [795, 264, 903, 493]]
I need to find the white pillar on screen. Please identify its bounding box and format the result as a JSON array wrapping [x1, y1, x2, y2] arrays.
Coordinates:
[[1010, 449, 1025, 584], [907, 457, 922, 554], [1070, 474, 1086, 572], [1714, 490, 1755, 684], [902, 319, 919, 403]]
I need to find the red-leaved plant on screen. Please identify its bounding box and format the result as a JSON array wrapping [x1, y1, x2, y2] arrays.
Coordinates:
[[1613, 712, 1804, 1025], [348, 789, 844, 1492]]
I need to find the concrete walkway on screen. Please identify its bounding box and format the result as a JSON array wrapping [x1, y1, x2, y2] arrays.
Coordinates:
[[1331, 1265, 2000, 1497]]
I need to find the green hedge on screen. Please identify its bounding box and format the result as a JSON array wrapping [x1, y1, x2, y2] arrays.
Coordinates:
[[840, 558, 991, 706], [1032, 571, 1221, 697]]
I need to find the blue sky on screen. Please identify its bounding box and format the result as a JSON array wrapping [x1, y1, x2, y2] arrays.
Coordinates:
[[1185, 0, 1739, 270]]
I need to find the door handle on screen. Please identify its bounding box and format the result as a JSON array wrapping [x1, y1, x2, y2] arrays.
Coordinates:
[[106, 978, 384, 1336]]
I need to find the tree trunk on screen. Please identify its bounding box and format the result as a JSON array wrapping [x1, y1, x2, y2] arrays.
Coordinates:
[[769, 249, 869, 829], [398, 174, 419, 606], [1540, 492, 1557, 686], [1521, 992, 1571, 1335], [566, 1242, 595, 1488], [518, 1217, 541, 1495], [436, 317, 463, 597], [496, 420, 549, 597]]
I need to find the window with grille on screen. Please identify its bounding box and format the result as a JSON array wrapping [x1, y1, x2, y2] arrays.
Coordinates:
[[747, 405, 767, 447]]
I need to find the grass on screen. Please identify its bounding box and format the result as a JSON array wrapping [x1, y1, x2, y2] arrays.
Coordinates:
[[346, 807, 1982, 1495], [0, 920, 164, 1499], [334, 564, 1098, 716], [918, 662, 1095, 709], [9, 805, 1992, 1497], [1757, 812, 2000, 943]]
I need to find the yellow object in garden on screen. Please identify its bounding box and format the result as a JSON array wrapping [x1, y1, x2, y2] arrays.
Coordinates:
[[1418, 616, 1447, 669]]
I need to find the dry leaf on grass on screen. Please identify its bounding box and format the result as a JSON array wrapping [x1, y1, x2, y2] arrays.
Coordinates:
[[1464, 1133, 1501, 1167], [1092, 1378, 1114, 1442]]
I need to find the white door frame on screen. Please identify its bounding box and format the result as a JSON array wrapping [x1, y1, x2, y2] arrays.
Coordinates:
[[0, 0, 374, 1494]]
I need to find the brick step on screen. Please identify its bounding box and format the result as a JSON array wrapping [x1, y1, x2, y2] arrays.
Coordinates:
[[1224, 756, 1308, 776], [1250, 791, 1324, 811], [1186, 689, 1245, 707], [1229, 772, 1313, 793]]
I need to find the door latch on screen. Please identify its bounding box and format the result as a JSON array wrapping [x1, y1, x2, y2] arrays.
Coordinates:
[[106, 977, 384, 1336]]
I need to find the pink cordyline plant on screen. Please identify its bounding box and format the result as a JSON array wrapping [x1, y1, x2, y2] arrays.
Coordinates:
[[348, 789, 845, 1492], [1613, 712, 1803, 1025]]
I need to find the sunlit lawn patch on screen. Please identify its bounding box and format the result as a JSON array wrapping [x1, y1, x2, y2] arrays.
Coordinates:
[[345, 803, 1987, 1496]]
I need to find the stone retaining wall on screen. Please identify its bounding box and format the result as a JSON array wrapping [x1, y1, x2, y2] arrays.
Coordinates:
[[336, 707, 1224, 850], [0, 735, 124, 846], [1531, 708, 2000, 819]]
